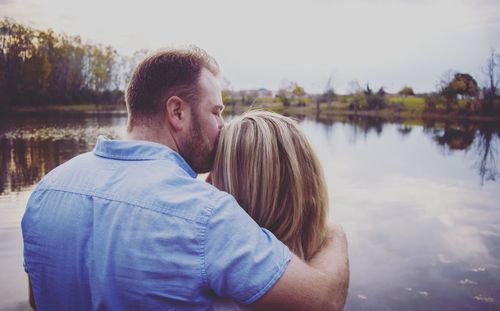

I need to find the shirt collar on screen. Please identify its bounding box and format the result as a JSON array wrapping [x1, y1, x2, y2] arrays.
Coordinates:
[[93, 135, 197, 178]]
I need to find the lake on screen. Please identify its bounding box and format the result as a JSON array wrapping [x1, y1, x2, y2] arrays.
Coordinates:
[[1, 113, 499, 310]]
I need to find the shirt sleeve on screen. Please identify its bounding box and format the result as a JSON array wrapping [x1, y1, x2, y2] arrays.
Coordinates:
[[204, 194, 291, 305]]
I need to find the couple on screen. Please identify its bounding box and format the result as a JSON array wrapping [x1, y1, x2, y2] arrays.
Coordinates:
[[22, 47, 349, 310]]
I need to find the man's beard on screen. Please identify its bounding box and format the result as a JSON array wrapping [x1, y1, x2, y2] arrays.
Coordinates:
[[179, 111, 218, 174]]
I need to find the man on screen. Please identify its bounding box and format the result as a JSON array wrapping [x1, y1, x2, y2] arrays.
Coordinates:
[[22, 47, 349, 310]]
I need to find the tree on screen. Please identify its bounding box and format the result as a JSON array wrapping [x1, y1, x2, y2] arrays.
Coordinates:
[[438, 72, 479, 112], [398, 86, 415, 96], [377, 87, 386, 96], [117, 49, 149, 90], [221, 77, 235, 107], [292, 83, 305, 97], [363, 83, 373, 95], [484, 49, 499, 95], [448, 73, 479, 98], [366, 87, 386, 109], [347, 80, 362, 95], [481, 49, 499, 114], [276, 88, 291, 106], [322, 88, 335, 105], [322, 75, 335, 106], [0, 18, 126, 107]]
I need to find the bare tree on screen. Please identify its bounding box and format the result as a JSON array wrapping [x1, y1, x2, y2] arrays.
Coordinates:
[[481, 48, 499, 114], [484, 48, 499, 95], [323, 74, 335, 106], [347, 80, 362, 95]]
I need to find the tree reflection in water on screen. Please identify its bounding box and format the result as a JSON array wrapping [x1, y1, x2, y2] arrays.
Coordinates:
[[424, 120, 500, 184], [313, 115, 499, 185], [346, 116, 385, 137], [1, 116, 499, 194], [0, 138, 87, 195], [474, 123, 499, 184]]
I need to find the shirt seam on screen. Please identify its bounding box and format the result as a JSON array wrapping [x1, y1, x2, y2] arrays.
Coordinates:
[[200, 191, 221, 289], [94, 152, 163, 161], [33, 187, 206, 224], [93, 152, 196, 177]]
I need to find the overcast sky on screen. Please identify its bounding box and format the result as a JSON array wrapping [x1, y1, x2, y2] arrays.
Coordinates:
[[1, 0, 499, 94]]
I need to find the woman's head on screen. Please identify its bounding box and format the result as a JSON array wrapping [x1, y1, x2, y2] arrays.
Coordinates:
[[211, 110, 328, 260]]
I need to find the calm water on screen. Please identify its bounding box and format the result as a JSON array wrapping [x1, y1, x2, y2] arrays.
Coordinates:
[[0, 114, 499, 310]]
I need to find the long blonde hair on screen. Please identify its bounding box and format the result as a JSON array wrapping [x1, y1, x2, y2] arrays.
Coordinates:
[[211, 110, 328, 260]]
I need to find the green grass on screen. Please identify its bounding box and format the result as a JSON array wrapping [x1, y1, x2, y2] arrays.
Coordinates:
[[388, 96, 426, 111]]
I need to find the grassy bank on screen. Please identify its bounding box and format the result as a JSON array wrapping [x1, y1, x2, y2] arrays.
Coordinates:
[[3, 96, 500, 124], [223, 96, 500, 123]]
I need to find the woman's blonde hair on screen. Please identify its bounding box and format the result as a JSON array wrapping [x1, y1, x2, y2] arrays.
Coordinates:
[[211, 110, 328, 260]]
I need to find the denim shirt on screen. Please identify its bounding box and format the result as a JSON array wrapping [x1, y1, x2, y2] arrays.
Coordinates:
[[22, 136, 291, 310]]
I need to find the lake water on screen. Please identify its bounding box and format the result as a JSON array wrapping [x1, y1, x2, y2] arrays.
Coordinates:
[[1, 113, 499, 310]]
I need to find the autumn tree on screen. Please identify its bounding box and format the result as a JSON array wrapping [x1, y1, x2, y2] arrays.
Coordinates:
[[292, 83, 305, 97], [0, 18, 125, 108], [439, 71, 479, 111], [276, 81, 305, 106], [448, 73, 479, 98]]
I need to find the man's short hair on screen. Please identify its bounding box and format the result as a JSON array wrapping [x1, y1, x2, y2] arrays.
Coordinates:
[[125, 46, 219, 130]]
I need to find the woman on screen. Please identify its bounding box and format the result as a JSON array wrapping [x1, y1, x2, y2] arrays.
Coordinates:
[[210, 110, 330, 310]]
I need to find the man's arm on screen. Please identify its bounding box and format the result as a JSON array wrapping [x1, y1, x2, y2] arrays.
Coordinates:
[[251, 224, 349, 311]]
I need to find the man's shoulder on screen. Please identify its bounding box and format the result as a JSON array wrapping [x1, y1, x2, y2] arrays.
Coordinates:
[[151, 174, 239, 223], [37, 151, 94, 186], [32, 150, 241, 224]]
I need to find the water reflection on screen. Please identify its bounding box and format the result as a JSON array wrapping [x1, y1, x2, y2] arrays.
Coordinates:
[[1, 114, 500, 310], [296, 118, 500, 310], [397, 125, 413, 136], [312, 116, 500, 185], [423, 121, 500, 184], [0, 115, 126, 195], [0, 138, 85, 194], [474, 124, 499, 184], [1, 115, 499, 195]]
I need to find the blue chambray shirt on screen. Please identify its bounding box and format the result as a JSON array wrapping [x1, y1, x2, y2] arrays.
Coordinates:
[[22, 136, 291, 311]]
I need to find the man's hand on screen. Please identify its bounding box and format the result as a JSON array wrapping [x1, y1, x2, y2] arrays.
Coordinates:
[[251, 224, 349, 311]]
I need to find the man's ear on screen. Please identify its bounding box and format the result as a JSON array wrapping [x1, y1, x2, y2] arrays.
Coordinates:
[[165, 96, 188, 131]]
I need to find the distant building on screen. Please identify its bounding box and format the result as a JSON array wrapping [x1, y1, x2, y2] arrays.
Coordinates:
[[236, 88, 274, 98]]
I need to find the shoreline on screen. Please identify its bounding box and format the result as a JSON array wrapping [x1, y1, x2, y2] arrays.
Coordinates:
[[2, 103, 500, 124], [224, 102, 500, 124], [1, 104, 127, 117]]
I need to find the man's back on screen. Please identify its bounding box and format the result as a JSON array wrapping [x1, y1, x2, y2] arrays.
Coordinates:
[[22, 137, 291, 310]]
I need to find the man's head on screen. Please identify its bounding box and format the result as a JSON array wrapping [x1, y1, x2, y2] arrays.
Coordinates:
[[125, 47, 224, 173]]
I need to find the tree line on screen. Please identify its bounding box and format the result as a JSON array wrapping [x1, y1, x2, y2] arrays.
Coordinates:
[[0, 18, 148, 110], [267, 51, 499, 116], [2, 18, 498, 116]]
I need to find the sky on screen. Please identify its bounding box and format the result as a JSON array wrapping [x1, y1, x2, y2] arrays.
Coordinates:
[[1, 0, 499, 94]]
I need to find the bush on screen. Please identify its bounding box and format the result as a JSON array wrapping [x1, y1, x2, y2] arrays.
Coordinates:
[[366, 94, 386, 109], [425, 94, 442, 111]]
